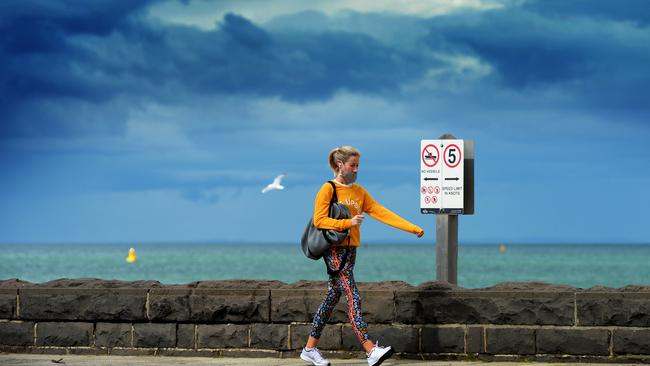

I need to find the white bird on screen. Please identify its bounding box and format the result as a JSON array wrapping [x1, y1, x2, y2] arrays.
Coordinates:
[[262, 174, 286, 193]]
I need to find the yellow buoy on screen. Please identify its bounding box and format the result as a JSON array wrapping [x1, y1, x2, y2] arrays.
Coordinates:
[[126, 248, 137, 263], [499, 244, 506, 253]]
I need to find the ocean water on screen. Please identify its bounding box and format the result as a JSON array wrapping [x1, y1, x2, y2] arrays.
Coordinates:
[[0, 243, 648, 289]]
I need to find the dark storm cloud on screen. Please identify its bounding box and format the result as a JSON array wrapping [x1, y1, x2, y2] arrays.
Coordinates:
[[423, 2, 650, 110], [2, 0, 649, 140], [523, 0, 650, 26], [0, 1, 154, 51], [426, 12, 593, 87], [154, 13, 431, 100], [0, 3, 433, 139], [0, 0, 157, 137], [221, 13, 271, 50]]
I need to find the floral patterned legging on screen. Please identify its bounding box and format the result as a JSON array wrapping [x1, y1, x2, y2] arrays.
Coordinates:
[[309, 246, 369, 344]]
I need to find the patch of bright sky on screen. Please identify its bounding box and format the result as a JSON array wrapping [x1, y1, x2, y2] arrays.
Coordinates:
[[147, 0, 506, 29]]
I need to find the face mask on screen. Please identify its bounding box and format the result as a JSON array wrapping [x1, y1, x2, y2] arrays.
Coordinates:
[[340, 171, 357, 184], [338, 161, 357, 184]]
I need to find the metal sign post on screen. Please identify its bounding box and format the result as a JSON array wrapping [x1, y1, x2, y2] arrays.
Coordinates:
[[436, 214, 458, 284], [420, 134, 474, 285]]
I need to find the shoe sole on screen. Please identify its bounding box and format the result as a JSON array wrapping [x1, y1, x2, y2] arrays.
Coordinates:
[[370, 347, 394, 366], [300, 354, 330, 366]]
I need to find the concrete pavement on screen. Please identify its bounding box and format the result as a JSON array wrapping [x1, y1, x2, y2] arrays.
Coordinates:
[[1, 354, 649, 366]]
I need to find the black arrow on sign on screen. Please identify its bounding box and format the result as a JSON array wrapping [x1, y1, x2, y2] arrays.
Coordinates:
[[445, 177, 459, 181], [424, 177, 438, 181]]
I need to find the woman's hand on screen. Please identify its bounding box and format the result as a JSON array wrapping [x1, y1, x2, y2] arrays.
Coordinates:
[[351, 214, 365, 226], [416, 230, 424, 238]]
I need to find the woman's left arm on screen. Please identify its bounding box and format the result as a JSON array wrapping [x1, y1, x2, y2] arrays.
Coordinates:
[[362, 189, 423, 235]]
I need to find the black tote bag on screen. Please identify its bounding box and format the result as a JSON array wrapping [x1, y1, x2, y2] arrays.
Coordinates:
[[300, 181, 350, 260]]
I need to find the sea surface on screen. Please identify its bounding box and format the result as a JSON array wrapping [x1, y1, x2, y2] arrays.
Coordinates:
[[1, 243, 648, 289]]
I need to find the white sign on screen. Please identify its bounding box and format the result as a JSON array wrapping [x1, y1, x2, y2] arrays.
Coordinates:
[[420, 139, 464, 214]]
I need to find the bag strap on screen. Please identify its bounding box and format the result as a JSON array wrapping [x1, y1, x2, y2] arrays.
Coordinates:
[[327, 180, 338, 204], [321, 181, 341, 246]]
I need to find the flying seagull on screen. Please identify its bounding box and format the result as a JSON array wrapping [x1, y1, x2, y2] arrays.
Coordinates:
[[262, 174, 286, 193]]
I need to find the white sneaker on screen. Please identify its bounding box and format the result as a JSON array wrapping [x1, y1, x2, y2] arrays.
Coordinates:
[[300, 347, 331, 366], [366, 341, 394, 366]]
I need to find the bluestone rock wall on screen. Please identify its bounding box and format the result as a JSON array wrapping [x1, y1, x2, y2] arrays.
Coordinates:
[[1, 278, 650, 362]]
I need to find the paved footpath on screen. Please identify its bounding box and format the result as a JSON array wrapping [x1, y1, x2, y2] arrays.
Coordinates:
[[0, 355, 647, 366]]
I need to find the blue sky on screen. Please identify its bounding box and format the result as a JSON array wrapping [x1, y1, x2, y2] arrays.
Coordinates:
[[1, 0, 649, 245]]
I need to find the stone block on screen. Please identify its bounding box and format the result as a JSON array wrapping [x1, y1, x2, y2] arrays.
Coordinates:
[[421, 326, 464, 353], [486, 327, 535, 355], [613, 328, 650, 355], [536, 328, 610, 355], [577, 292, 650, 326], [395, 290, 574, 325], [19, 288, 147, 321], [250, 323, 288, 350], [290, 324, 341, 350], [0, 289, 17, 319], [190, 289, 269, 323], [343, 324, 417, 353], [148, 288, 192, 321], [466, 326, 484, 353], [95, 322, 131, 348], [270, 289, 325, 323], [35, 322, 92, 347], [133, 323, 176, 348], [341, 324, 364, 352], [0, 321, 34, 346], [197, 324, 249, 348], [177, 323, 195, 349], [355, 290, 394, 324]]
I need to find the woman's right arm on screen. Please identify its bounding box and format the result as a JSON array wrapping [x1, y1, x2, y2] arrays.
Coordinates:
[[313, 183, 353, 231]]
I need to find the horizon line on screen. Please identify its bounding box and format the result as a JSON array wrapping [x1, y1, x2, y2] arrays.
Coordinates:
[[1, 241, 649, 246]]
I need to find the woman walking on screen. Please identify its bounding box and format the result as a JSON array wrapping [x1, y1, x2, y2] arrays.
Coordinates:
[[301, 146, 424, 366]]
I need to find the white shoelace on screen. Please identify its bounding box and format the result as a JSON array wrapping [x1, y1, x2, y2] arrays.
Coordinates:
[[307, 347, 325, 360]]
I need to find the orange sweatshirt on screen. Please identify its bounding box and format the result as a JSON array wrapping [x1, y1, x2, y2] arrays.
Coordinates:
[[313, 181, 423, 247]]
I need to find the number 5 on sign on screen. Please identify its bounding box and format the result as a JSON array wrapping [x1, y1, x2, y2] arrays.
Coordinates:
[[444, 143, 462, 168], [441, 140, 463, 213]]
